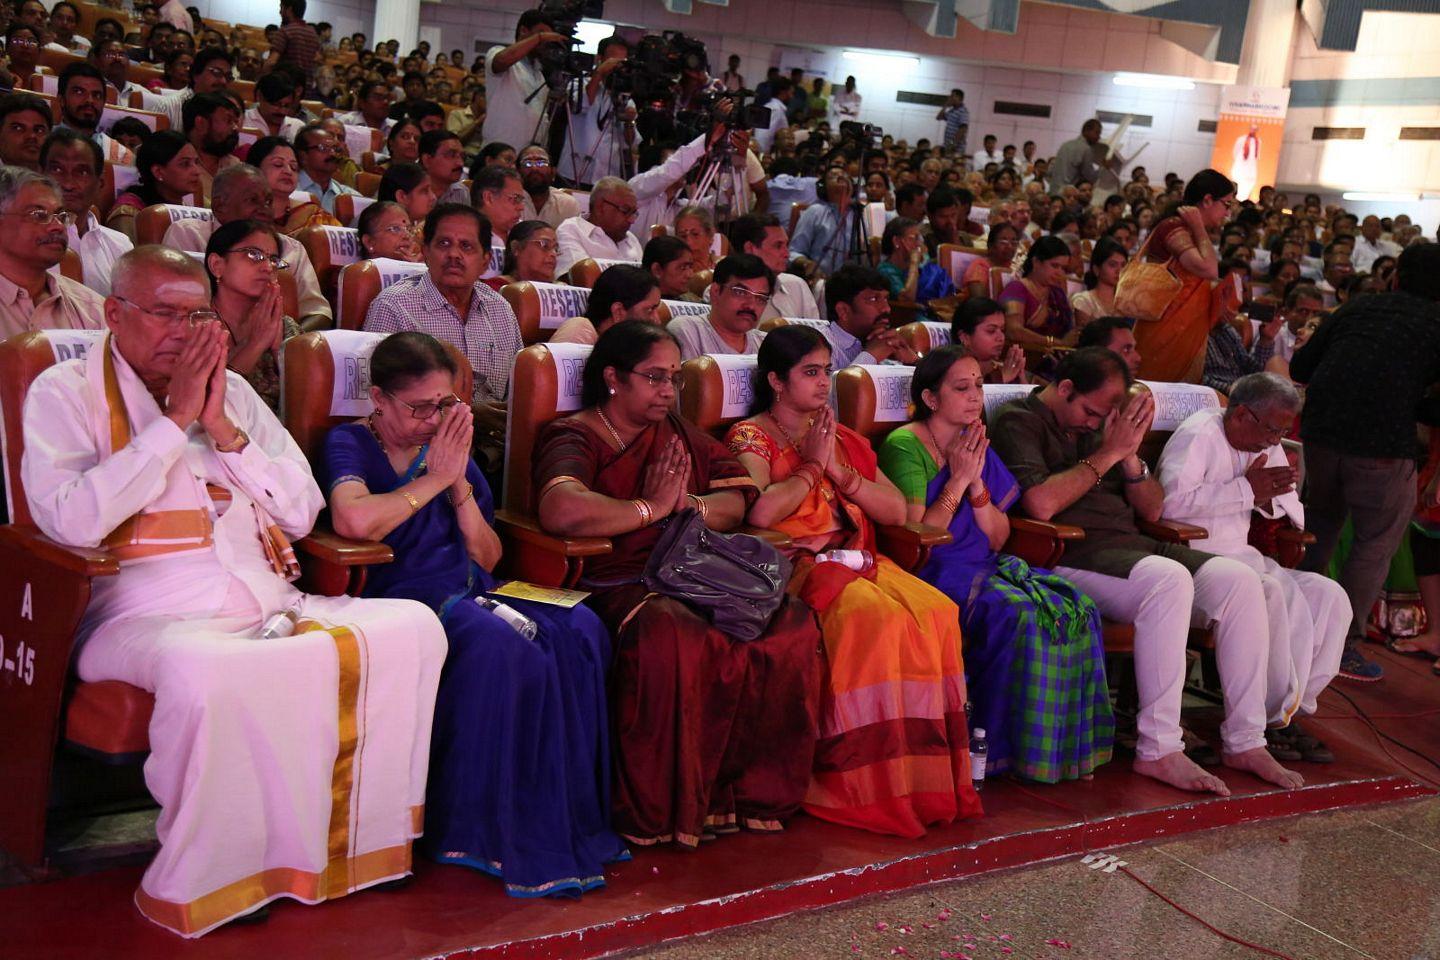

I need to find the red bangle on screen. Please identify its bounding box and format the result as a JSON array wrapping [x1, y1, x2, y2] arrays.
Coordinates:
[[968, 486, 992, 509]]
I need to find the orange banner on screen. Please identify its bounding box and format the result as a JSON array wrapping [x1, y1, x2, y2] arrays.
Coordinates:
[[1209, 86, 1290, 204]]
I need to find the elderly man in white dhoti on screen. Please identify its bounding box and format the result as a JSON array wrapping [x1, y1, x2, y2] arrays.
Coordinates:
[[1158, 372, 1349, 766], [20, 245, 447, 938]]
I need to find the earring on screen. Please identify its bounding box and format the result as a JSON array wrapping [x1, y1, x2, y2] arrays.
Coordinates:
[[608, 387, 615, 396]]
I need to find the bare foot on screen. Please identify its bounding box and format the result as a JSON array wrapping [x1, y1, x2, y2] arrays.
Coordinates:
[[1223, 747, 1305, 790], [1392, 632, 1440, 657], [1134, 751, 1231, 796]]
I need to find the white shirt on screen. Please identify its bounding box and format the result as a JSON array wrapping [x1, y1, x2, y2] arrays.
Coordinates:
[[558, 84, 624, 184], [554, 215, 644, 280], [1350, 236, 1400, 274], [243, 105, 305, 142], [142, 87, 191, 132], [831, 90, 862, 123], [1157, 406, 1302, 565], [753, 98, 788, 155], [521, 189, 582, 230], [627, 132, 708, 244], [484, 45, 546, 154], [762, 272, 820, 323], [975, 148, 1004, 168], [666, 313, 764, 362], [66, 212, 133, 297]]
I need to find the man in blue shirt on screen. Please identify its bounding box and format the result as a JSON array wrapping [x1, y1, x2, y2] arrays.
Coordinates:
[[822, 264, 917, 366], [936, 89, 969, 155], [791, 167, 859, 276]]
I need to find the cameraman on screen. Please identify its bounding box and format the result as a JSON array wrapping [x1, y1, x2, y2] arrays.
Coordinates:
[[485, 9, 569, 152], [629, 117, 751, 243], [792, 166, 861, 276], [559, 34, 632, 185]]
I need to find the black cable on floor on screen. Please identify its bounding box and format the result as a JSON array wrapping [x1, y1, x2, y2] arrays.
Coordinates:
[[1326, 686, 1440, 785]]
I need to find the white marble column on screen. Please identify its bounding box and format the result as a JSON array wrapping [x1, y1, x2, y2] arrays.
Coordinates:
[[1237, 0, 1298, 89]]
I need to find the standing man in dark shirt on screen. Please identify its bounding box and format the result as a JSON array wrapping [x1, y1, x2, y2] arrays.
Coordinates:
[[264, 0, 320, 90], [1290, 244, 1440, 682], [991, 348, 1301, 796]]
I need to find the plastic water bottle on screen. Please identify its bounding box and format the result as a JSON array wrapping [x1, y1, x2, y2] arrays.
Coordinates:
[[478, 597, 538, 642], [969, 727, 989, 791], [257, 601, 302, 640], [815, 549, 875, 573]]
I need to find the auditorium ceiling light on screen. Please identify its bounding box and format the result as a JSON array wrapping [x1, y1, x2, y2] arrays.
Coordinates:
[[1112, 72, 1195, 91], [1342, 191, 1422, 202], [842, 49, 921, 69]]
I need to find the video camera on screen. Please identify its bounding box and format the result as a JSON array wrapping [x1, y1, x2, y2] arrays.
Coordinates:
[[533, 0, 603, 89]]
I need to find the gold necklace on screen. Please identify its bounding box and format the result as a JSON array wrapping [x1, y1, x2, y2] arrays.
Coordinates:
[[769, 411, 812, 450], [922, 422, 948, 466], [368, 414, 420, 463], [596, 406, 627, 451]]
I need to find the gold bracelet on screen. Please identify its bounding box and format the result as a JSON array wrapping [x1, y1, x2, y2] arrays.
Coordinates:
[[539, 474, 584, 502], [214, 428, 249, 453], [400, 490, 421, 513], [450, 482, 474, 508], [687, 493, 709, 521], [1077, 458, 1102, 486], [632, 498, 652, 527], [841, 467, 863, 496], [936, 491, 959, 514]]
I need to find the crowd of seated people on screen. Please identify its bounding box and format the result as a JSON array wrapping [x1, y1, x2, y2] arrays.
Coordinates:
[[7, 0, 1440, 942]]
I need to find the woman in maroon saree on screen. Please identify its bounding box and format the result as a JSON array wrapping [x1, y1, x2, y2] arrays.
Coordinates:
[[535, 321, 822, 849]]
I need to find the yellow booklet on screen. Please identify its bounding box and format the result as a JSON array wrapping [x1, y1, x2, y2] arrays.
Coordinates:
[[488, 581, 591, 608]]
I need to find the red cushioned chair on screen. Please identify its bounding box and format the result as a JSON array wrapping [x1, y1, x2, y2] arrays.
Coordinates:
[[0, 328, 412, 867]]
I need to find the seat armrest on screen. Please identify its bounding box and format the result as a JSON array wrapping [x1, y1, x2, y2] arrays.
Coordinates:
[[1274, 525, 1315, 569], [1140, 518, 1207, 543], [876, 521, 953, 572], [1009, 517, 1086, 540], [0, 525, 118, 577], [295, 528, 394, 566], [1275, 526, 1316, 547], [495, 509, 612, 558], [741, 525, 793, 549], [1003, 517, 1086, 568]]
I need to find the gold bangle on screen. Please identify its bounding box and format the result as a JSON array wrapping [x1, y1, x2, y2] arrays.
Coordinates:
[[400, 490, 421, 513], [450, 482, 474, 508], [539, 474, 584, 502], [632, 498, 652, 527], [1077, 458, 1102, 486], [936, 491, 959, 514], [687, 493, 709, 521], [214, 427, 249, 453], [841, 467, 862, 496]]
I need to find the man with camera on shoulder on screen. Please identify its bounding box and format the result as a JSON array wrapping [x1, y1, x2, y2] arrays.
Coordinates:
[[485, 9, 570, 151]]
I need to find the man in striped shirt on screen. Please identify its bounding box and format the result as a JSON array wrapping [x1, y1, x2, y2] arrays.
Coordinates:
[[264, 0, 321, 88]]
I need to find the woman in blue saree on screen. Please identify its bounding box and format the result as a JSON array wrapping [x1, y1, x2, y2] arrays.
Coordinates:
[[323, 332, 627, 897], [877, 345, 1114, 783]]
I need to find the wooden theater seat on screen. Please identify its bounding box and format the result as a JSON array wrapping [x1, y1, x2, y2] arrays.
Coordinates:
[[295, 224, 360, 302], [565, 257, 640, 289], [355, 171, 381, 198], [497, 343, 611, 587], [688, 267, 714, 298], [757, 316, 828, 334], [134, 203, 212, 246], [937, 243, 986, 289], [334, 194, 374, 228], [895, 320, 953, 358], [0, 329, 388, 867], [499, 280, 589, 346], [655, 298, 709, 325], [332, 257, 428, 330], [830, 363, 954, 571]]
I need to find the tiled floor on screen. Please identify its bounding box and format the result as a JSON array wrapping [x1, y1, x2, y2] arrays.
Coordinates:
[[633, 798, 1440, 960]]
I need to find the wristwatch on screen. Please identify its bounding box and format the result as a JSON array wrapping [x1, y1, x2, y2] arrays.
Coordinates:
[[1122, 460, 1150, 484]]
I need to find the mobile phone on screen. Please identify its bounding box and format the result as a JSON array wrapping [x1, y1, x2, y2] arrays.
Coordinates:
[[1248, 302, 1276, 322]]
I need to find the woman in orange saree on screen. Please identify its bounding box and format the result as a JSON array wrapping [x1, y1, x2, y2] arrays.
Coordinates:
[[1134, 168, 1235, 383], [726, 325, 983, 838], [535, 321, 822, 849]]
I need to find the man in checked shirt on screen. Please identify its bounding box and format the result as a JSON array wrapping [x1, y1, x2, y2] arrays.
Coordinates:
[[363, 203, 523, 484]]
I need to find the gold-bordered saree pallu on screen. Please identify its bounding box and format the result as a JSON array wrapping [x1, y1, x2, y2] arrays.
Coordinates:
[[534, 412, 823, 848], [725, 420, 983, 839]]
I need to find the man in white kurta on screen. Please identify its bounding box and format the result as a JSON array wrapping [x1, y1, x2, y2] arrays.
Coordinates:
[[1158, 373, 1348, 761], [21, 247, 446, 938]]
